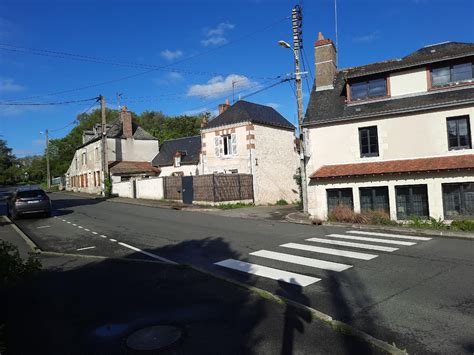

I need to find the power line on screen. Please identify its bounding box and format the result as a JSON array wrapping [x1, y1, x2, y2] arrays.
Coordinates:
[[49, 100, 98, 134], [0, 97, 97, 106], [2, 16, 289, 102]]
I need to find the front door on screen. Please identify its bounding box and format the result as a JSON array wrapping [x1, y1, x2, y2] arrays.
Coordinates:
[[182, 176, 193, 204]]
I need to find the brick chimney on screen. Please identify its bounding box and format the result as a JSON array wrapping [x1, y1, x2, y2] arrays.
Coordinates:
[[314, 32, 337, 91], [218, 98, 230, 115], [121, 105, 133, 139]]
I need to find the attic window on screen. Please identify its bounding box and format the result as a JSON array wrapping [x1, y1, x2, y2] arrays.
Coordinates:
[[431, 62, 473, 87], [174, 155, 181, 167], [350, 77, 387, 101]]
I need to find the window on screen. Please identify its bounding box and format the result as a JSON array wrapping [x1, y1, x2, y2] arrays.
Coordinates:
[[82, 151, 87, 165], [350, 78, 387, 101], [395, 185, 429, 219], [360, 186, 390, 213], [327, 188, 353, 213], [95, 147, 99, 161], [431, 62, 473, 87], [223, 135, 232, 156], [215, 133, 237, 157], [359, 126, 379, 157], [174, 155, 181, 167], [442, 183, 474, 219], [447, 116, 471, 150]]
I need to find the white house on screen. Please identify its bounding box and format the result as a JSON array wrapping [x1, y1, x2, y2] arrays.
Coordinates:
[[151, 135, 201, 176], [201, 100, 300, 204], [66, 108, 160, 194], [304, 33, 474, 221]]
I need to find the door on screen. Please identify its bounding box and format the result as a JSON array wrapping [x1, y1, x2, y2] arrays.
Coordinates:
[[182, 176, 194, 204]]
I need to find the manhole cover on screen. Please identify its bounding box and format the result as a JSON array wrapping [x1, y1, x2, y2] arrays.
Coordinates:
[[126, 325, 182, 351]]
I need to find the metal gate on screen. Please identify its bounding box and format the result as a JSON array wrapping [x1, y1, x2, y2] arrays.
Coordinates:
[[182, 176, 193, 204]]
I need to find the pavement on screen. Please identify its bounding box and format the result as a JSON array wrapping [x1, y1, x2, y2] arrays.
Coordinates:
[[3, 189, 474, 354], [0, 200, 383, 354]]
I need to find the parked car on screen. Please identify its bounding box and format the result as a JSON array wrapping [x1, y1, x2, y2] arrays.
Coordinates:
[[6, 188, 52, 219]]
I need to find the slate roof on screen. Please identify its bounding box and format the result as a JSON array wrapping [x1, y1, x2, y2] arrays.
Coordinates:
[[310, 155, 474, 179], [203, 100, 295, 130], [152, 135, 201, 167], [304, 42, 474, 126], [108, 161, 160, 175]]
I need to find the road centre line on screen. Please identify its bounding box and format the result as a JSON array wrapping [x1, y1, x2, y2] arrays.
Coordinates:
[[84, 228, 90, 232], [76, 246, 96, 251], [117, 242, 177, 264], [215, 259, 320, 287], [347, 230, 432, 241], [36, 225, 50, 229], [250, 250, 352, 272], [92, 231, 98, 235], [72, 224, 77, 226], [100, 235, 107, 238], [77, 226, 83, 229], [306, 238, 399, 252], [110, 239, 117, 242], [327, 234, 416, 246], [280, 243, 378, 260]]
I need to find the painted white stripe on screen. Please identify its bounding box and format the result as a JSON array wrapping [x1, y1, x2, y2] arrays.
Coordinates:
[[91, 231, 98, 235], [215, 259, 320, 287], [281, 243, 378, 260], [99, 234, 107, 238], [118, 242, 176, 264], [77, 226, 83, 229], [327, 234, 416, 246], [306, 238, 398, 252], [347, 230, 431, 241], [67, 221, 71, 224], [109, 239, 117, 242], [84, 228, 90, 232], [250, 250, 352, 272], [72, 224, 77, 226], [61, 219, 66, 222], [76, 246, 95, 251], [36, 225, 50, 229]]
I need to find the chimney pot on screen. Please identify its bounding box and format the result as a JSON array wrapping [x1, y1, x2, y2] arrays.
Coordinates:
[[121, 110, 133, 139], [218, 100, 231, 115], [317, 32, 324, 41]]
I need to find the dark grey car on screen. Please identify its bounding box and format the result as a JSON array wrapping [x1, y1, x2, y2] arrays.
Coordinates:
[[7, 188, 52, 219]]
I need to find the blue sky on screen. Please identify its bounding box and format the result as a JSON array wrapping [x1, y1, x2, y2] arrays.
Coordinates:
[[1, 0, 473, 157]]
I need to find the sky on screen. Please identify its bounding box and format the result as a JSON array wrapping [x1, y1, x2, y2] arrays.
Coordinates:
[[1, 0, 473, 157]]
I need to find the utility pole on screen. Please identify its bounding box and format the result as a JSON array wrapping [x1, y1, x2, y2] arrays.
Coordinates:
[[99, 95, 108, 195], [292, 5, 309, 214], [45, 129, 51, 189]]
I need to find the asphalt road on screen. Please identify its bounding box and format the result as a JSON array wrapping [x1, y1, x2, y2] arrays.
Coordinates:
[[5, 190, 474, 354]]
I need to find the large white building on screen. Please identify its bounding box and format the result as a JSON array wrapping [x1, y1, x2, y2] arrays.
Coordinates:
[[304, 33, 474, 221], [66, 109, 160, 194]]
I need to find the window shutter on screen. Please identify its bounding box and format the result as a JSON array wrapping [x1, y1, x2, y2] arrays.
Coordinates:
[[231, 133, 237, 155], [214, 137, 220, 157], [218, 136, 224, 156]]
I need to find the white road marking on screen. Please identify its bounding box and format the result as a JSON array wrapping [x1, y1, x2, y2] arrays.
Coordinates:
[[91, 231, 98, 235], [109, 239, 117, 242], [118, 242, 176, 264], [100, 234, 107, 238], [280, 243, 378, 260], [61, 219, 66, 222], [250, 250, 352, 272], [77, 226, 83, 229], [36, 225, 50, 229], [84, 228, 90, 232], [76, 246, 95, 251], [72, 224, 77, 226], [347, 230, 432, 241], [67, 221, 71, 224], [215, 259, 320, 287], [306, 238, 398, 252], [327, 234, 416, 246]]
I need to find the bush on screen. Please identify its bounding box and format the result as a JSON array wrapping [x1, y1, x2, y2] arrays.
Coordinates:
[[0, 241, 41, 288], [363, 209, 399, 226], [450, 219, 474, 232], [328, 205, 369, 224], [275, 199, 288, 206], [104, 173, 113, 197], [216, 202, 255, 210], [406, 217, 448, 230]]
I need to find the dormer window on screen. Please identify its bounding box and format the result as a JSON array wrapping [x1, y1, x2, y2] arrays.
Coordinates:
[[174, 152, 182, 167], [431, 62, 473, 88], [350, 78, 387, 101]]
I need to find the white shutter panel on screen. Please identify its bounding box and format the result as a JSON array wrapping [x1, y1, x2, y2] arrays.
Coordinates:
[[231, 133, 237, 155], [214, 137, 220, 157], [218, 136, 224, 156]]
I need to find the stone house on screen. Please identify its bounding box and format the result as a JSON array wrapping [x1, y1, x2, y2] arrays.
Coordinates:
[[304, 33, 474, 221], [201, 100, 300, 204], [66, 109, 160, 194], [151, 135, 201, 176]]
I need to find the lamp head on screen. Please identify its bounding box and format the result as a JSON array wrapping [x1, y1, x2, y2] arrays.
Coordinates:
[[278, 40, 291, 49]]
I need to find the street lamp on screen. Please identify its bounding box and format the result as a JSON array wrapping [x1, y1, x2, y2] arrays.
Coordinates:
[[278, 39, 309, 214]]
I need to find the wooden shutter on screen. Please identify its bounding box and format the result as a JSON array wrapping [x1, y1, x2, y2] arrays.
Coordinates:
[[218, 136, 224, 156], [231, 133, 237, 155], [214, 137, 220, 157]]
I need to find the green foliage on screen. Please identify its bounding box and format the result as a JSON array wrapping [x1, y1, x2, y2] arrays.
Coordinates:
[[0, 241, 41, 288], [406, 217, 448, 230], [275, 199, 289, 205], [104, 174, 113, 197], [450, 219, 474, 232], [216, 202, 255, 210], [293, 168, 303, 210]]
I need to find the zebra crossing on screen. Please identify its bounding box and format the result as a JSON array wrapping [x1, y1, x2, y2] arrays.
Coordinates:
[[214, 229, 432, 287]]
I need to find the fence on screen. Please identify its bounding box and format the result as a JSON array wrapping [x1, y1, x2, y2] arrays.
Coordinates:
[[163, 174, 253, 203]]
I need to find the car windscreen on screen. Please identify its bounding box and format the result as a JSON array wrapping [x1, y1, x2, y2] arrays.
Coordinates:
[[17, 190, 46, 199]]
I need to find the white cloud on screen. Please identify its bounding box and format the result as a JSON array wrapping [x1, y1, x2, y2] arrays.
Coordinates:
[[153, 72, 185, 86], [168, 72, 184, 82], [201, 22, 235, 47], [0, 77, 25, 93], [187, 74, 258, 99], [353, 30, 381, 43], [160, 49, 184, 61]]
